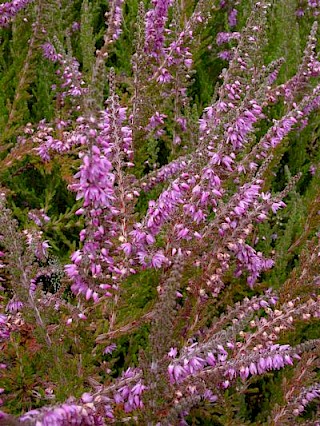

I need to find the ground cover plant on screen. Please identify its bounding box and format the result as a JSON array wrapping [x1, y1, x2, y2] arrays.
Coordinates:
[[0, 0, 319, 424]]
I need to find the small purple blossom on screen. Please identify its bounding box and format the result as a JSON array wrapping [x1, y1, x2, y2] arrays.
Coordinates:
[[168, 347, 178, 358], [104, 344, 117, 355], [0, 0, 33, 28]]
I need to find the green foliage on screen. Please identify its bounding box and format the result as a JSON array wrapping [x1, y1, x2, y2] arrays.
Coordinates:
[[79, 0, 98, 79], [265, 0, 302, 82], [0, 158, 80, 254]]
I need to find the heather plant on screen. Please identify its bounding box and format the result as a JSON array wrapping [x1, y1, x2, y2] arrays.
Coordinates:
[[0, 0, 319, 425]]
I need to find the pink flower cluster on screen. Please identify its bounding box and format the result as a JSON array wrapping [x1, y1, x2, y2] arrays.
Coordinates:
[[168, 341, 300, 388], [216, 31, 241, 45], [18, 403, 104, 425], [293, 384, 320, 416], [220, 0, 240, 27], [0, 0, 33, 27], [141, 156, 191, 191], [114, 372, 147, 413], [42, 42, 86, 101], [0, 314, 10, 341], [106, 0, 124, 42], [297, 0, 320, 16], [145, 0, 174, 59], [65, 99, 137, 298]]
